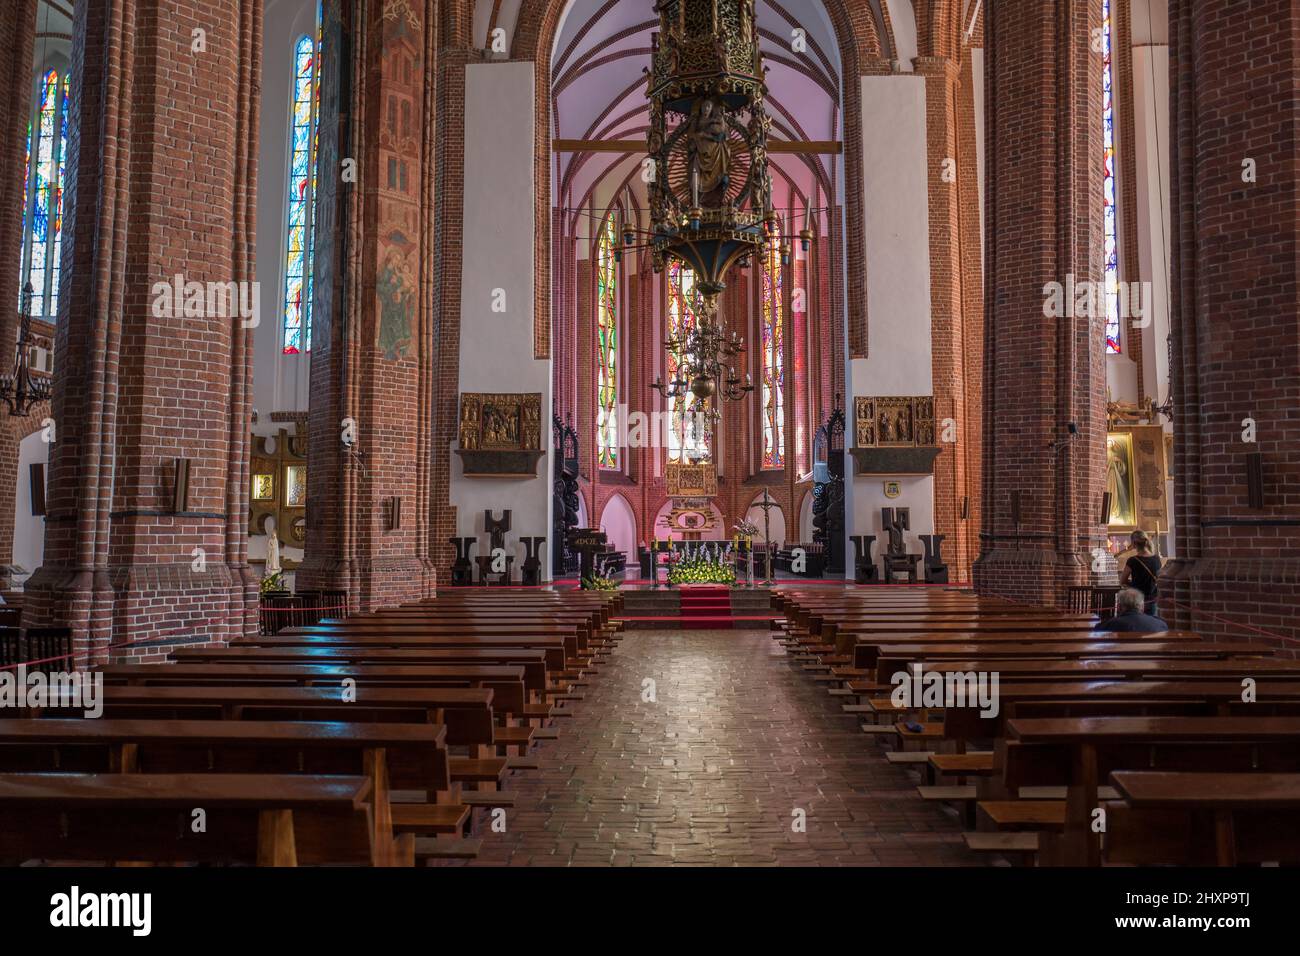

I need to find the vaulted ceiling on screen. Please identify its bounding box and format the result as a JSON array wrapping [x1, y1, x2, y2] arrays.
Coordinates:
[[544, 0, 845, 235]]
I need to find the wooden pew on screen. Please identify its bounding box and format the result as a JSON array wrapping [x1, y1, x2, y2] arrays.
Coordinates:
[[0, 717, 469, 856], [856, 637, 1237, 672], [170, 646, 551, 690], [0, 773, 399, 866], [1004, 717, 1300, 865], [100, 662, 528, 718], [867, 641, 1274, 679], [1108, 770, 1300, 865], [41, 685, 496, 748]]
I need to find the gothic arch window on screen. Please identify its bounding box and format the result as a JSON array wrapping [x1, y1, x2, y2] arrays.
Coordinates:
[[1102, 0, 1121, 355], [760, 223, 786, 469], [283, 5, 323, 355], [595, 214, 620, 469], [666, 261, 710, 463], [19, 67, 69, 322]]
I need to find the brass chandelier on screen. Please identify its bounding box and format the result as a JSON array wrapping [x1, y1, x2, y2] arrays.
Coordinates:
[[0, 283, 52, 417], [644, 0, 772, 410]]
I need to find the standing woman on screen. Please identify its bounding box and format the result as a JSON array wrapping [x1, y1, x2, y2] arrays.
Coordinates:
[[1120, 530, 1162, 616]]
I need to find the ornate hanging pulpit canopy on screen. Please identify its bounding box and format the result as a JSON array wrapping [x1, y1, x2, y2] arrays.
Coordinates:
[[647, 0, 773, 315]]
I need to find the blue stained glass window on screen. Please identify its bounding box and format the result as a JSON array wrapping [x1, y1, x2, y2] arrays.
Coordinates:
[[19, 69, 67, 321], [1103, 0, 1121, 355], [283, 6, 323, 354], [761, 224, 785, 468], [667, 261, 710, 462], [596, 217, 619, 469]]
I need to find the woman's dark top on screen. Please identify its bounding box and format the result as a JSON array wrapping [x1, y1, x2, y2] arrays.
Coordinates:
[[1126, 554, 1162, 598]]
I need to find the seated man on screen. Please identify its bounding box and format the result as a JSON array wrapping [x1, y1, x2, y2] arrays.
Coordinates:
[[1094, 587, 1169, 633]]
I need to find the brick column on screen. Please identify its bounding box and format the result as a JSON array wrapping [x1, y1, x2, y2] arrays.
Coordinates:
[[972, 0, 1108, 607], [0, 0, 39, 587], [916, 54, 980, 583], [25, 0, 262, 660], [1162, 0, 1300, 644], [298, 0, 438, 611], [0, 0, 37, 359]]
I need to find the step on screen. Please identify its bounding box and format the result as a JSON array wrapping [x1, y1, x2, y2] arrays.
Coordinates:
[[449, 757, 508, 783], [964, 832, 1039, 855], [391, 803, 470, 835], [461, 792, 516, 808], [976, 801, 1066, 831], [918, 785, 977, 802], [495, 726, 535, 748], [1019, 785, 1120, 801], [929, 753, 996, 776], [895, 721, 945, 741], [886, 751, 933, 765], [414, 837, 482, 861]]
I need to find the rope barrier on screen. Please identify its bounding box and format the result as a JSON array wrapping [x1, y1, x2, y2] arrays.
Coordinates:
[[1161, 597, 1294, 644]]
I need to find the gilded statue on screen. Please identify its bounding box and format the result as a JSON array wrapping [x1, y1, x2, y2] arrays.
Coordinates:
[[459, 400, 480, 450], [687, 97, 731, 208]]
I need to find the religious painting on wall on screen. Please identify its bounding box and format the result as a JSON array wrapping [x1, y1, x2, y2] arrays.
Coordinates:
[[665, 460, 718, 498], [1128, 425, 1169, 533], [853, 396, 937, 448], [285, 465, 308, 508], [456, 393, 546, 477], [252, 473, 274, 502], [1105, 432, 1137, 529]]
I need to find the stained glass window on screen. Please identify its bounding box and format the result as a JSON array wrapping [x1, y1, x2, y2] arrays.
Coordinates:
[[667, 261, 710, 462], [283, 11, 323, 355], [595, 217, 619, 469], [19, 69, 68, 321], [761, 225, 786, 469], [1102, 0, 1121, 355]]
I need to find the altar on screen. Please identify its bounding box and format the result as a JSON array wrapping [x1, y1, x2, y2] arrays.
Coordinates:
[[658, 460, 721, 541]]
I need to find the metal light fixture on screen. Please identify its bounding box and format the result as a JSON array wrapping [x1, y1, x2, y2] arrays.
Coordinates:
[[0, 283, 53, 417], [646, 0, 770, 413]]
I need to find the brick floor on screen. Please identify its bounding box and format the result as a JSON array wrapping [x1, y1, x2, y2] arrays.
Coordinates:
[[461, 629, 981, 867]]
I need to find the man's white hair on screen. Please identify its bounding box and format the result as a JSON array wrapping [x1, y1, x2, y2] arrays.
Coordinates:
[[1116, 587, 1144, 613]]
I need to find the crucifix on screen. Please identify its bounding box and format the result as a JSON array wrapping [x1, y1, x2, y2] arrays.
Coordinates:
[[752, 486, 779, 585]]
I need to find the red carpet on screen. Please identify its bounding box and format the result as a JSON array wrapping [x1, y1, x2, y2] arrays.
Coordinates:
[[678, 586, 734, 629]]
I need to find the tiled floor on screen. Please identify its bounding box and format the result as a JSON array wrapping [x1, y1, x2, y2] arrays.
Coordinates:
[[464, 629, 980, 866]]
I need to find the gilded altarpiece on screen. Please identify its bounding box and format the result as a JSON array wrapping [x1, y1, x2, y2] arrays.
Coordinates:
[[850, 396, 941, 474], [250, 427, 309, 549], [457, 393, 545, 477]]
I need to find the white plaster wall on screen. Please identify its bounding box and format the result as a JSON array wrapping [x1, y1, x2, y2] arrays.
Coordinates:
[[1133, 44, 1171, 409], [745, 501, 787, 549], [884, 0, 918, 70], [844, 75, 936, 574], [253, 0, 318, 423], [450, 62, 554, 579], [248, 0, 319, 577], [1134, 41, 1175, 556], [11, 431, 48, 585], [598, 494, 637, 566], [798, 489, 814, 543]]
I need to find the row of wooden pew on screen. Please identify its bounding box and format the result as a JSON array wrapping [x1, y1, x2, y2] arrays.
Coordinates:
[[773, 588, 1300, 866], [0, 589, 621, 866]]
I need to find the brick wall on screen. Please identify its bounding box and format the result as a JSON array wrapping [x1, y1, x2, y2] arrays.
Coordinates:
[[298, 0, 438, 610], [1162, 0, 1300, 645], [22, 0, 262, 663], [972, 0, 1109, 607]]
